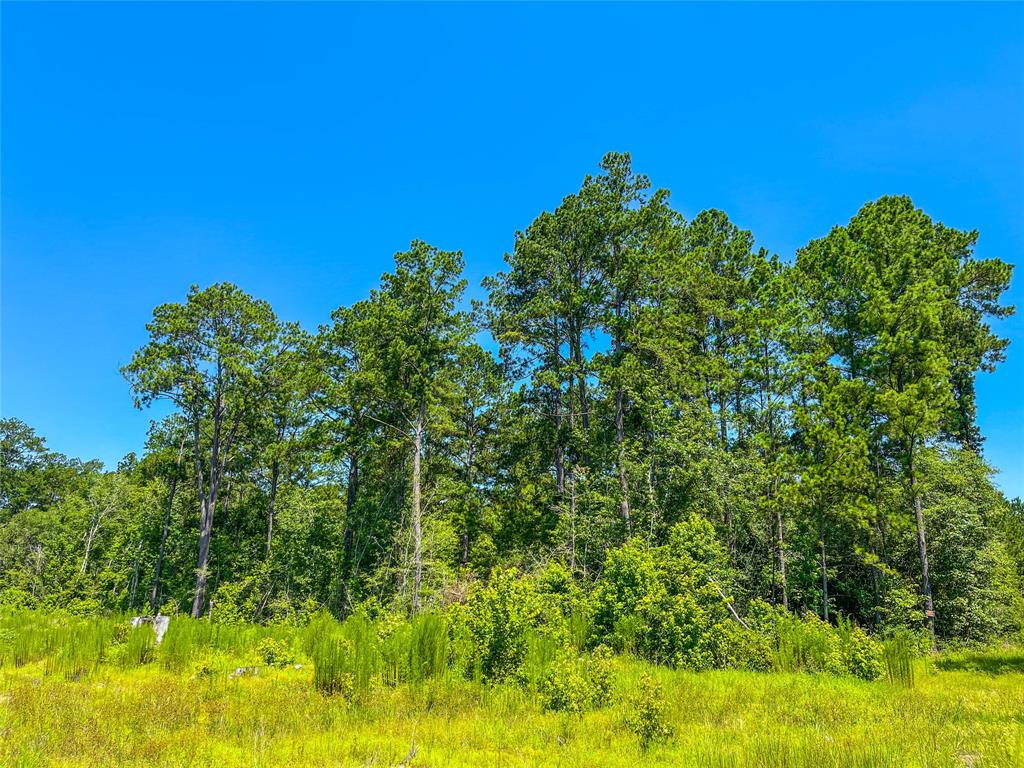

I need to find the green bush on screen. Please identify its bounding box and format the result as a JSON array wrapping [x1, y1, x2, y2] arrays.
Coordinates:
[[624, 673, 673, 751], [465, 568, 541, 681], [593, 517, 738, 670], [539, 646, 614, 715], [835, 616, 884, 680], [770, 611, 884, 680], [254, 637, 294, 668]]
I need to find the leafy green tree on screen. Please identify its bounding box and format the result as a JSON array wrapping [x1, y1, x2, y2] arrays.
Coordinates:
[[123, 283, 288, 617], [329, 242, 473, 612], [797, 196, 1013, 644]]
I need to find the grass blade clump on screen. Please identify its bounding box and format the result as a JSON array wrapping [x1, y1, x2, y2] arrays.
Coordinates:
[[339, 611, 381, 696], [160, 616, 211, 671], [409, 612, 448, 684], [121, 625, 156, 668], [521, 629, 559, 692], [883, 629, 917, 688], [312, 634, 354, 697], [44, 617, 110, 680], [0, 611, 47, 667]]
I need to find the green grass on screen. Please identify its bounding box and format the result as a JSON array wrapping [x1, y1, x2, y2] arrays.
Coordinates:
[[1, 611, 1022, 767], [934, 647, 1024, 675]]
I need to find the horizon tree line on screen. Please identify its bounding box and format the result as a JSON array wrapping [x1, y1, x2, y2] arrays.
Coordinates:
[[1, 153, 1020, 646]]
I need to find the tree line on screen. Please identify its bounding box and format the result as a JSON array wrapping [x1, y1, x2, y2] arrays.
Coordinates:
[[2, 153, 1021, 647]]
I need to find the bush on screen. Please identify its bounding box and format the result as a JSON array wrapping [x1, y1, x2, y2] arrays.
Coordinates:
[[624, 673, 673, 751], [703, 616, 774, 672], [540, 656, 592, 714], [254, 637, 294, 668], [770, 611, 884, 680], [593, 518, 738, 670], [465, 568, 541, 681], [538, 646, 614, 715], [835, 617, 884, 681]]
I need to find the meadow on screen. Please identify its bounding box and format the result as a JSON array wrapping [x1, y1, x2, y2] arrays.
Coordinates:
[[1, 611, 1022, 768]]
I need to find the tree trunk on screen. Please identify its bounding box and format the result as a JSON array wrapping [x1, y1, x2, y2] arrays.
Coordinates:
[[615, 386, 632, 536], [569, 470, 577, 573], [570, 333, 589, 431], [342, 452, 359, 566], [191, 490, 216, 618], [776, 503, 788, 611], [128, 539, 143, 611], [555, 439, 565, 497], [151, 433, 186, 613], [265, 458, 280, 558], [551, 315, 566, 498], [80, 517, 100, 575], [820, 537, 829, 623], [191, 398, 225, 619], [411, 404, 425, 613], [910, 450, 936, 648]]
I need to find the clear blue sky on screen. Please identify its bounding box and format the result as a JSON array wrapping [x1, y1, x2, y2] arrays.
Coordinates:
[[2, 3, 1022, 497]]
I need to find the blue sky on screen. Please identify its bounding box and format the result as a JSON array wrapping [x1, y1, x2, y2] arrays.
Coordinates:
[[2, 3, 1022, 497]]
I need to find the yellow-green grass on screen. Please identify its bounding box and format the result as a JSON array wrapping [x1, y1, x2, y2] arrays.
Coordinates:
[[2, 653, 1022, 767]]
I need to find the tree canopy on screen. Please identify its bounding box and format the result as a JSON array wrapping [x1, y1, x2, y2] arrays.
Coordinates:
[[1, 154, 1018, 647]]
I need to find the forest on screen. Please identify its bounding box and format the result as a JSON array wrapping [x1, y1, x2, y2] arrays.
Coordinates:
[[2, 154, 1023, 765]]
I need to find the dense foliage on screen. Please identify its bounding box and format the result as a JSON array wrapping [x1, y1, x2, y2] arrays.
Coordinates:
[[1, 153, 1020, 657]]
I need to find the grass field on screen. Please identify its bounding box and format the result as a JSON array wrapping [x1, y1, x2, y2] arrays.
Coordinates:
[[2, 629, 1023, 768]]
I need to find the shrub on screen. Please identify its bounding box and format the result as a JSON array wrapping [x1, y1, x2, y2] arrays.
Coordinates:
[[539, 646, 614, 715], [254, 637, 294, 668], [587, 645, 614, 706], [703, 617, 774, 672], [625, 673, 673, 751], [593, 517, 740, 670], [770, 611, 884, 680], [540, 656, 591, 714], [465, 568, 540, 681], [835, 616, 884, 680]]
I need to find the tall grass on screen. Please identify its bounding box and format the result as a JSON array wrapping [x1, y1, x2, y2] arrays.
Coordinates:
[[521, 629, 560, 691], [121, 625, 156, 668], [409, 612, 449, 683], [339, 611, 380, 695], [159, 616, 206, 671], [0, 611, 49, 667], [4, 649, 1023, 767], [568, 606, 593, 652], [311, 635, 353, 696], [773, 615, 831, 673], [883, 629, 916, 688], [43, 618, 112, 679]]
